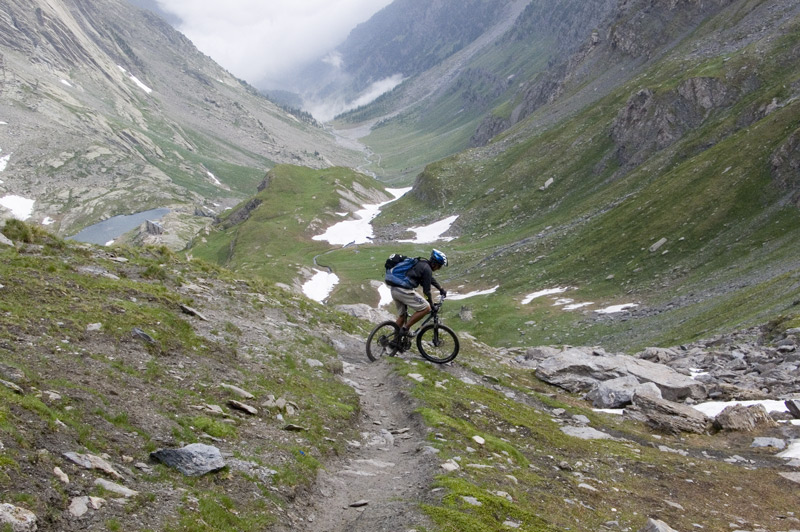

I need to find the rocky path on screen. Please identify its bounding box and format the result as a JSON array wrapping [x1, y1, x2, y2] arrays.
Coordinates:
[[286, 352, 438, 532]]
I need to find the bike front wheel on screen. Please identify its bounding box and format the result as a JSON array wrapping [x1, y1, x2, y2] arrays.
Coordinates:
[[366, 321, 401, 361], [416, 324, 459, 364]]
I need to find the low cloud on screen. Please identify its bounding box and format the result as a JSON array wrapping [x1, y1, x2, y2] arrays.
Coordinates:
[[155, 0, 392, 89], [304, 74, 405, 121]]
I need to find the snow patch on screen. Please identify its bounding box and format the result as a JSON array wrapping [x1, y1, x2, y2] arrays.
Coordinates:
[[522, 287, 569, 305], [399, 215, 458, 244], [0, 195, 35, 220], [595, 304, 638, 314], [449, 285, 499, 301], [564, 302, 593, 311], [312, 187, 410, 246], [117, 66, 153, 94], [302, 270, 339, 303], [60, 79, 73, 87], [778, 440, 800, 459], [206, 171, 221, 185], [0, 153, 10, 173]]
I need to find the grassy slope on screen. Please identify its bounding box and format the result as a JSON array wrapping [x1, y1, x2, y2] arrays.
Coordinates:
[[187, 165, 392, 286], [3, 221, 798, 532], [0, 221, 364, 530]]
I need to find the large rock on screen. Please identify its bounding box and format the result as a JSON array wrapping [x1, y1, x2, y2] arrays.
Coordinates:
[[626, 393, 711, 434], [0, 503, 37, 531], [786, 399, 800, 419], [536, 348, 707, 401], [585, 375, 641, 408], [150, 443, 226, 476], [713, 403, 777, 431]]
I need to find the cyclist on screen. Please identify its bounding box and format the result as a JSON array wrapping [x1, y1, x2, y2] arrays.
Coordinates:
[[389, 248, 448, 337]]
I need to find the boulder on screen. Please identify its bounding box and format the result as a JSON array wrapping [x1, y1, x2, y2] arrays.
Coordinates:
[[785, 399, 800, 419], [150, 443, 226, 476], [586, 375, 641, 408], [637, 347, 678, 363], [536, 349, 707, 401], [626, 393, 710, 434], [713, 403, 777, 431]]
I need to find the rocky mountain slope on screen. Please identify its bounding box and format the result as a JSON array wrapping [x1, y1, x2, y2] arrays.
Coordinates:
[[1, 222, 799, 532], [0, 0, 361, 241]]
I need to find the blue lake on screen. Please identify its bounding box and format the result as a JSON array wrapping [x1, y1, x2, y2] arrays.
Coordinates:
[[68, 208, 170, 245]]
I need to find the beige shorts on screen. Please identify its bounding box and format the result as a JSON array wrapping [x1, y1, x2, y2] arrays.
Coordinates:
[[390, 286, 430, 316]]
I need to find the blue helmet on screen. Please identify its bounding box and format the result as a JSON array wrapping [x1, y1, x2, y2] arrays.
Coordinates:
[[430, 248, 448, 267]]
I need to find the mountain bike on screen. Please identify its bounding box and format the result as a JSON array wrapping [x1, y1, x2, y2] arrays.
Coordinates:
[[366, 297, 459, 364]]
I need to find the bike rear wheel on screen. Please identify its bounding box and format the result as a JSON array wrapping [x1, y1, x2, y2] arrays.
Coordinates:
[[416, 324, 459, 364], [366, 321, 401, 361]]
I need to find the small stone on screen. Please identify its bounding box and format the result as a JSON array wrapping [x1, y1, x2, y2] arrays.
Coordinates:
[[131, 328, 156, 344], [53, 466, 69, 484], [228, 400, 258, 415], [150, 443, 226, 476], [63, 452, 123, 479], [94, 478, 139, 498], [441, 460, 460, 472], [1, 379, 24, 395], [461, 496, 482, 506], [349, 500, 369, 508], [219, 383, 254, 399], [180, 304, 208, 321], [472, 435, 485, 445]]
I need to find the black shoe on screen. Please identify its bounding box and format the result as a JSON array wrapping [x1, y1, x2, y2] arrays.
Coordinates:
[[400, 327, 409, 337]]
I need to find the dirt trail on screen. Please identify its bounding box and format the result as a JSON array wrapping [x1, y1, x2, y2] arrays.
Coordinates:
[[286, 351, 439, 532]]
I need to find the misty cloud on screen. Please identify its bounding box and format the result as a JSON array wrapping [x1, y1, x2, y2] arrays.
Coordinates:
[[154, 0, 392, 89], [304, 74, 405, 122]]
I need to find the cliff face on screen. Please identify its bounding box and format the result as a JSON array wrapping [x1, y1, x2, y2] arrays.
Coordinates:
[[470, 0, 738, 148], [611, 77, 737, 167], [0, 0, 359, 239]]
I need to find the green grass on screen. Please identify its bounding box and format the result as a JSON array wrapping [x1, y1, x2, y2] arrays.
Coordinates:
[[0, 223, 367, 530]]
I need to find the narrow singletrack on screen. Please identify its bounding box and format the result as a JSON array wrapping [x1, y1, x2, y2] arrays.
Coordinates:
[[285, 351, 438, 532]]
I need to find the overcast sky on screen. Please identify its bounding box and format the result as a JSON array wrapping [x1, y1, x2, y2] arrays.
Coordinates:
[[152, 0, 394, 89]]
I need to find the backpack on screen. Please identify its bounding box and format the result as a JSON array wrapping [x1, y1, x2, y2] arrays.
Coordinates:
[[384, 254, 419, 289]]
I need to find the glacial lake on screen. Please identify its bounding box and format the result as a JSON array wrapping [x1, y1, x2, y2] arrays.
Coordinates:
[[68, 208, 170, 245]]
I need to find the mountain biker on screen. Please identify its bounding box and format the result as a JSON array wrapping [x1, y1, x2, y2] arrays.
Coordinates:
[[389, 248, 448, 336]]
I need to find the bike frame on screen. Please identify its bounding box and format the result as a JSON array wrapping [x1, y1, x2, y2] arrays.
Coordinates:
[[409, 303, 439, 335]]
